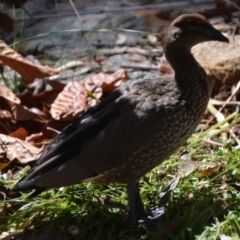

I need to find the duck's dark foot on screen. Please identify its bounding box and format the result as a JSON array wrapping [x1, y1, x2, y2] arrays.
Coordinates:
[[138, 205, 166, 231], [126, 183, 166, 230]]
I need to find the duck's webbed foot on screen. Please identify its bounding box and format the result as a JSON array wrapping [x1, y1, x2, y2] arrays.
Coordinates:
[[126, 182, 165, 230]]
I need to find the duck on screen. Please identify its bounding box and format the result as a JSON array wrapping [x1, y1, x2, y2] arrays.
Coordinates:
[[13, 13, 229, 227]]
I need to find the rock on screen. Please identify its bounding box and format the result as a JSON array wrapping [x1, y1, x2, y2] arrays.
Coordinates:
[[4, 0, 224, 62], [192, 33, 240, 94], [18, 12, 147, 60], [101, 53, 150, 72]]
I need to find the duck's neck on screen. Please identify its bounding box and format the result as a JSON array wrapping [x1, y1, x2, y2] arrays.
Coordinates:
[[165, 46, 212, 96], [165, 46, 196, 73]]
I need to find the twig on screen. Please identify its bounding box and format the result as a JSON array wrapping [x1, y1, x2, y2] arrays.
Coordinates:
[[203, 138, 223, 147], [99, 47, 163, 56], [210, 99, 240, 106], [207, 103, 228, 141], [47, 66, 93, 80], [207, 103, 226, 123], [68, 0, 82, 22], [121, 63, 158, 71], [224, 0, 240, 11], [229, 128, 240, 146], [46, 127, 61, 135], [207, 103, 240, 145], [206, 81, 240, 127], [56, 60, 84, 71]]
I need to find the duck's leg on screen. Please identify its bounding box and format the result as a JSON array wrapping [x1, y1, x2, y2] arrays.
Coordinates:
[[126, 181, 166, 230], [126, 182, 145, 226]]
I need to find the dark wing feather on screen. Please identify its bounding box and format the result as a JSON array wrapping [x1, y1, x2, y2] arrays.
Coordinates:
[[13, 85, 131, 191], [37, 86, 127, 165]]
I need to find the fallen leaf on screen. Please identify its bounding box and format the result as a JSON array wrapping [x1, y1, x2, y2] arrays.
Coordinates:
[[9, 127, 28, 140], [84, 74, 103, 107], [10, 102, 47, 121], [0, 110, 13, 120], [177, 153, 224, 179], [50, 70, 127, 121], [0, 134, 41, 169], [101, 69, 127, 93], [0, 40, 59, 80], [45, 79, 66, 89], [0, 85, 20, 104], [199, 164, 224, 178], [34, 88, 64, 106], [26, 132, 50, 147], [50, 81, 88, 121]]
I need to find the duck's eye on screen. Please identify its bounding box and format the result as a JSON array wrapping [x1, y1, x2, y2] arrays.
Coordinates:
[[189, 20, 198, 28]]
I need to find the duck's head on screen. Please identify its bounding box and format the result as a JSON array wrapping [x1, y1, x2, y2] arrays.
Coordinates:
[[164, 13, 229, 51]]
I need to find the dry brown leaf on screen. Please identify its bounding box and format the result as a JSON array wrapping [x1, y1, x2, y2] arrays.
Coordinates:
[[10, 102, 46, 121], [85, 69, 127, 106], [33, 88, 64, 106], [50, 81, 88, 121], [50, 69, 127, 121], [0, 85, 20, 104], [84, 73, 103, 95], [199, 164, 224, 178], [45, 79, 66, 89], [0, 110, 13, 120], [26, 132, 50, 147], [16, 88, 63, 108], [0, 40, 59, 80], [50, 69, 126, 121], [177, 153, 224, 179], [0, 134, 41, 168], [84, 74, 103, 107], [9, 127, 28, 140], [101, 69, 127, 93]]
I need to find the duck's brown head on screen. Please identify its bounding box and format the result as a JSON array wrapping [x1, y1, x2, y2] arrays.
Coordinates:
[[164, 13, 229, 51]]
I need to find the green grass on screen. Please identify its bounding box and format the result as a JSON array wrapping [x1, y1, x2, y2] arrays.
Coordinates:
[[1, 115, 240, 240]]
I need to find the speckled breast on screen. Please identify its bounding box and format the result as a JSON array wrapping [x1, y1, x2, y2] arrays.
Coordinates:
[[89, 105, 206, 185]]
